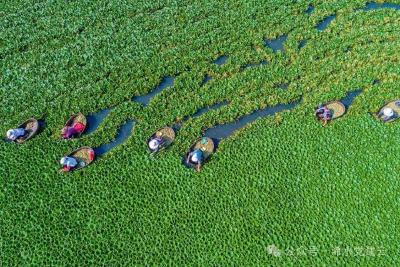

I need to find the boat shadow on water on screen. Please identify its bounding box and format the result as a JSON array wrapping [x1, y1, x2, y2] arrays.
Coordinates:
[[94, 120, 135, 157]]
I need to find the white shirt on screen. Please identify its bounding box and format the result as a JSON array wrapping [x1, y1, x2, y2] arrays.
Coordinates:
[[149, 139, 160, 150], [7, 128, 25, 140], [62, 157, 78, 168], [383, 108, 394, 117]]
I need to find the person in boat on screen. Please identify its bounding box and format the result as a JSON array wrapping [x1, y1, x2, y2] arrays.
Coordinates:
[[61, 121, 85, 139], [187, 149, 203, 172], [6, 128, 26, 141], [379, 107, 397, 122], [148, 131, 165, 152], [60, 156, 78, 172], [60, 149, 95, 172], [315, 104, 332, 126]]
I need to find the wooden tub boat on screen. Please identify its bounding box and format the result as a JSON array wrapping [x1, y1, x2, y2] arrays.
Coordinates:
[[324, 101, 346, 120], [185, 137, 215, 170], [12, 118, 40, 144], [61, 112, 87, 139], [316, 101, 346, 125], [60, 146, 95, 172], [377, 100, 400, 123], [147, 126, 175, 153]]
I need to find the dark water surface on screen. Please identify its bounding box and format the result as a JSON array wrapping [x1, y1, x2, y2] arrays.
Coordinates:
[[132, 76, 175, 106], [94, 120, 135, 156], [264, 35, 288, 52], [363, 2, 400, 10], [86, 108, 112, 134], [204, 100, 300, 140], [214, 55, 228, 65], [340, 89, 362, 108], [315, 2, 400, 33], [276, 83, 289, 90], [299, 40, 307, 49], [316, 15, 336, 31], [305, 5, 315, 15], [202, 74, 213, 85]]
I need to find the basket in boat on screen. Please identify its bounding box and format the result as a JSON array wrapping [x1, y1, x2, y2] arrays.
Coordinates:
[[147, 126, 176, 153], [14, 118, 39, 144], [325, 101, 346, 120], [185, 137, 215, 168], [377, 100, 400, 123], [62, 112, 87, 138], [61, 146, 95, 171]]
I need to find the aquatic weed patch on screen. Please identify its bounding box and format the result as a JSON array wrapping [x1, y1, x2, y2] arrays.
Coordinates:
[[2, 0, 400, 265]]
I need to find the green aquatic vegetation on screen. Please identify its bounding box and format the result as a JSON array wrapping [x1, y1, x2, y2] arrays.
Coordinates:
[[2, 0, 400, 265]]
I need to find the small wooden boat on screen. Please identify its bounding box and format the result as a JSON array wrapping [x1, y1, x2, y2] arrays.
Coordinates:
[[324, 101, 346, 120], [315, 101, 346, 125], [147, 126, 175, 153], [61, 112, 87, 138], [60, 146, 95, 172], [377, 100, 400, 123], [12, 118, 40, 144], [185, 137, 215, 169]]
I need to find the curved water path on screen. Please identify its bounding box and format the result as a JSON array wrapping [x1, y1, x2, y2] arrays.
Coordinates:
[[173, 101, 229, 130], [316, 15, 336, 31], [76, 0, 383, 157], [204, 100, 301, 140], [264, 35, 288, 52], [86, 108, 112, 134], [84, 76, 174, 156], [316, 2, 400, 31], [305, 5, 315, 15], [94, 120, 135, 156], [202, 74, 213, 85], [132, 76, 175, 106], [86, 76, 175, 136], [214, 55, 229, 65], [362, 2, 400, 11], [90, 89, 361, 156], [340, 89, 362, 108]]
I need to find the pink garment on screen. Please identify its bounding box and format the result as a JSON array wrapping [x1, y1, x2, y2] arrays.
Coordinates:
[[62, 122, 85, 139]]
